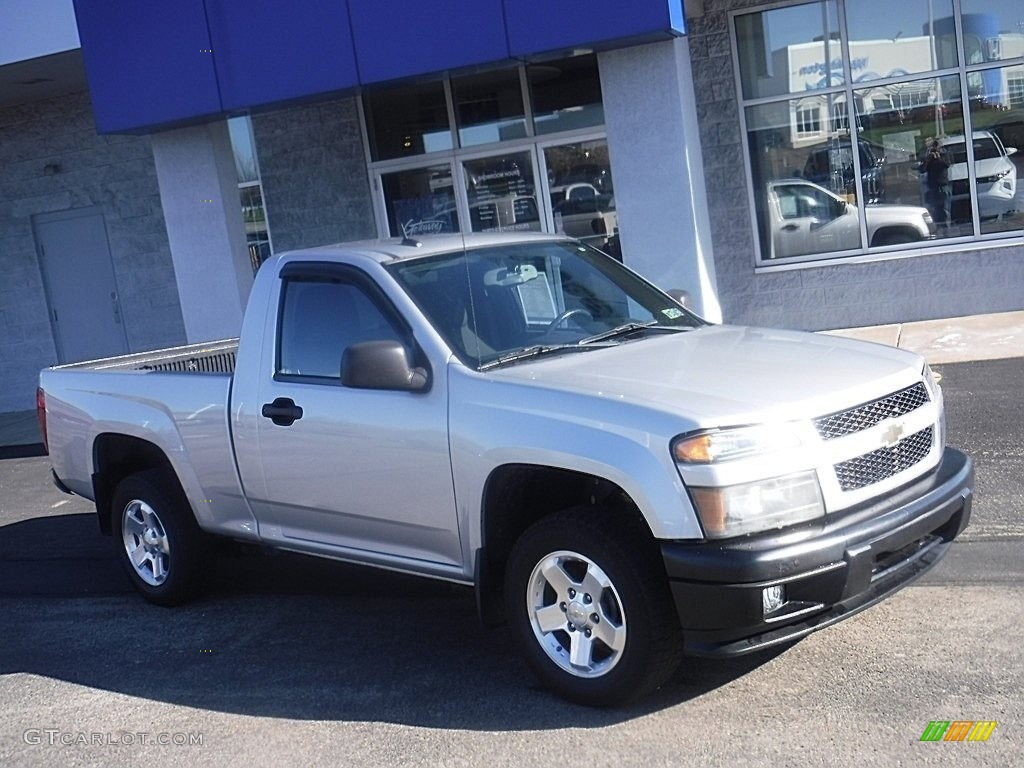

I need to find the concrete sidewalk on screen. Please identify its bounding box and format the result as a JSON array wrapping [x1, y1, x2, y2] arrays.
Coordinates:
[[2, 310, 1022, 452], [822, 310, 1024, 365]]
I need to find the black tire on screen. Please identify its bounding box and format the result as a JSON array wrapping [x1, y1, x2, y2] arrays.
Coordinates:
[[872, 229, 919, 247], [110, 469, 214, 606], [504, 506, 683, 706]]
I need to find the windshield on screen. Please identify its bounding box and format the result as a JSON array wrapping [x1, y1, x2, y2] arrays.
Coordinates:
[[944, 137, 1001, 164], [387, 240, 703, 368]]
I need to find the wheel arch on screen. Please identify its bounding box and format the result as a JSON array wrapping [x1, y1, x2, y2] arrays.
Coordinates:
[[91, 433, 186, 535], [475, 463, 654, 627], [870, 225, 923, 247]]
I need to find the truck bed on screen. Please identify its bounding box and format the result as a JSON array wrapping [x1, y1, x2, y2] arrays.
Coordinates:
[[40, 338, 246, 535], [51, 338, 239, 374]]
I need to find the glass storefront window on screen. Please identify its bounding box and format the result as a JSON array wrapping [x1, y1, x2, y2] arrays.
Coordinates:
[[452, 69, 527, 147], [735, 0, 1023, 263], [462, 152, 541, 233], [746, 95, 871, 260], [845, 0, 958, 80], [967, 63, 1024, 234], [544, 140, 617, 254], [853, 75, 971, 237], [227, 116, 272, 270], [228, 116, 260, 184], [960, 1, 1024, 66], [240, 184, 272, 271], [365, 82, 453, 161], [735, 0, 842, 100], [381, 165, 459, 237], [528, 55, 604, 135]]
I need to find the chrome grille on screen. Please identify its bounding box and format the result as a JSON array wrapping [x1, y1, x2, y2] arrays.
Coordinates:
[[814, 382, 929, 440], [834, 427, 934, 492]]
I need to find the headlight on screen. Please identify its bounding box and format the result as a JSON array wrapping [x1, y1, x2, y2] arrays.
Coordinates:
[[672, 424, 803, 464], [689, 471, 825, 539], [977, 169, 1010, 184]]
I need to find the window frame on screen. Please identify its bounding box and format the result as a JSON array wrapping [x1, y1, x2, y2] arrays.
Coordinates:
[[730, 0, 1024, 270]]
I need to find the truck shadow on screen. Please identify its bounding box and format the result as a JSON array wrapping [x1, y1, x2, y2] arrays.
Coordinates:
[[0, 512, 792, 728]]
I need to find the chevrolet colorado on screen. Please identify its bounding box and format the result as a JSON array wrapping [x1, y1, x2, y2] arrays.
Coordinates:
[[39, 233, 973, 705]]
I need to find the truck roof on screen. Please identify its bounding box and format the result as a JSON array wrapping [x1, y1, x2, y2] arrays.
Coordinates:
[[279, 232, 571, 264]]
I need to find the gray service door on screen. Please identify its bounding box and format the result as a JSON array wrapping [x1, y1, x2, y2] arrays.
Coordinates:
[[33, 207, 129, 363]]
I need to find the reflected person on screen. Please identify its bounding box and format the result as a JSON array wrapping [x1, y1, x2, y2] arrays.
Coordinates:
[[920, 139, 951, 227]]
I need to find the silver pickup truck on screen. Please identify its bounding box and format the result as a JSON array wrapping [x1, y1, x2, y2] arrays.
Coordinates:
[[38, 233, 973, 706]]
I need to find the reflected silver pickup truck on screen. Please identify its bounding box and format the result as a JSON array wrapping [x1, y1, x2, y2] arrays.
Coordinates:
[[39, 233, 973, 706]]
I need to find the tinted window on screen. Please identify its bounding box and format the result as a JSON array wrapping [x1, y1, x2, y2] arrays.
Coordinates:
[[365, 82, 453, 161], [528, 55, 604, 134], [451, 69, 527, 147], [278, 279, 402, 379]]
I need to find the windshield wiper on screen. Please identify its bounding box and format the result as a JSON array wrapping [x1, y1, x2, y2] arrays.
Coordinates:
[[479, 344, 579, 371], [577, 320, 673, 346]]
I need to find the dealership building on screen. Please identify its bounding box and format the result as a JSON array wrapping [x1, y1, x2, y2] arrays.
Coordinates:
[[1, 0, 1022, 411]]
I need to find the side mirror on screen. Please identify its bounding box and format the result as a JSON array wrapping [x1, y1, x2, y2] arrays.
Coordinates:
[[1006, 147, 1018, 157], [341, 340, 429, 392]]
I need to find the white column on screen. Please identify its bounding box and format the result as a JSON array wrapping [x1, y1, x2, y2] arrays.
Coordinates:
[[599, 39, 722, 322], [151, 121, 254, 342]]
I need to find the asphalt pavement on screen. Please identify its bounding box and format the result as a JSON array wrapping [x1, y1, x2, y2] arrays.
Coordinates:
[[0, 358, 1021, 767]]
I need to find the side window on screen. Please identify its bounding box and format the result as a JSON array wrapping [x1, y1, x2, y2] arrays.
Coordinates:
[[278, 278, 403, 379], [794, 184, 839, 219], [775, 186, 800, 219]]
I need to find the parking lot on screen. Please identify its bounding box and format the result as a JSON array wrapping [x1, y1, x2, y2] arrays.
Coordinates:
[[1, 358, 1021, 767]]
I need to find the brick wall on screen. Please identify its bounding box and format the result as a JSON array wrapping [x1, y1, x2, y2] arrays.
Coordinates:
[[251, 97, 377, 252], [686, 0, 1024, 330], [0, 91, 185, 412]]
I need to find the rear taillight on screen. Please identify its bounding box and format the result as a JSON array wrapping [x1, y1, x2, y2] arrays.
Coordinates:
[[36, 387, 48, 453]]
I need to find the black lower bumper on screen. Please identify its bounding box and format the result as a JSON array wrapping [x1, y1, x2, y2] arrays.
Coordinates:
[[663, 448, 973, 657]]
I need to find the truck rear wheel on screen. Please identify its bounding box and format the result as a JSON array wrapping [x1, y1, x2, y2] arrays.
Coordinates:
[[111, 470, 213, 606], [504, 507, 683, 706]]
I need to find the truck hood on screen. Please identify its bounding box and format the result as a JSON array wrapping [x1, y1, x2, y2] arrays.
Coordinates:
[[486, 325, 923, 426]]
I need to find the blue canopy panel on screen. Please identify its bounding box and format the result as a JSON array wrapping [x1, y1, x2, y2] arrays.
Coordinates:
[[73, 0, 685, 133]]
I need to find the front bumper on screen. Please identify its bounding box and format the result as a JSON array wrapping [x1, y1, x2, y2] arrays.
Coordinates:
[[663, 448, 973, 657]]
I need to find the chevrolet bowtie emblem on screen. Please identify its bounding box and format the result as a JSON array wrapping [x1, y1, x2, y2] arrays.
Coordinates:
[[881, 421, 905, 448]]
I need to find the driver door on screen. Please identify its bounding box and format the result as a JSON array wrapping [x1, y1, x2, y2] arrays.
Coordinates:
[[774, 183, 859, 257], [248, 265, 462, 567]]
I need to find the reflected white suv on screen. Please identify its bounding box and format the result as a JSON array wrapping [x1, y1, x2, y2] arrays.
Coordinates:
[[936, 131, 1018, 220]]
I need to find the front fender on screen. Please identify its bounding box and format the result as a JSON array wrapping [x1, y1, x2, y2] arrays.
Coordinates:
[[449, 370, 704, 558]]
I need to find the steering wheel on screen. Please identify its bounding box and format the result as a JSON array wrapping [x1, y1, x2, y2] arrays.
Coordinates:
[[544, 308, 593, 334]]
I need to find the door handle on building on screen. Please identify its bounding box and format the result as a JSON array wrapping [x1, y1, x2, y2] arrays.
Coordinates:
[[111, 291, 123, 324]]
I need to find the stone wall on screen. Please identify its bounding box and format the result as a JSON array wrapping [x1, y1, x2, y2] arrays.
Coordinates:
[[0, 91, 184, 412], [686, 0, 1024, 330], [251, 97, 377, 252]]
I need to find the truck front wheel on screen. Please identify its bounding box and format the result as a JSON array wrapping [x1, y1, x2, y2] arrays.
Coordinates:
[[111, 470, 213, 606], [504, 507, 683, 706]]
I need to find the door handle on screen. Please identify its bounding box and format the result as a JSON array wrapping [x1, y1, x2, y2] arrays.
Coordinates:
[[780, 224, 799, 232], [261, 397, 303, 426], [111, 292, 123, 325]]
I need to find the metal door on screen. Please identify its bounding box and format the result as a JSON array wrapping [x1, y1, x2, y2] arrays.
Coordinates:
[[33, 207, 128, 363]]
